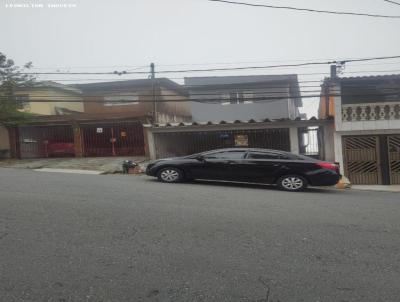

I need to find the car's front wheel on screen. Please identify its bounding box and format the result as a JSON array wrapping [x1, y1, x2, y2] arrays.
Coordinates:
[[277, 175, 307, 192], [157, 167, 184, 183]]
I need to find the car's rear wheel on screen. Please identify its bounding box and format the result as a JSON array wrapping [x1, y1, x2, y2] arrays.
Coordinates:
[[277, 175, 307, 192], [157, 167, 184, 183]]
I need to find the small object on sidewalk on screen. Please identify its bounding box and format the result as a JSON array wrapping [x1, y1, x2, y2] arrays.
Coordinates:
[[132, 165, 145, 174], [122, 160, 138, 174], [336, 176, 351, 189]]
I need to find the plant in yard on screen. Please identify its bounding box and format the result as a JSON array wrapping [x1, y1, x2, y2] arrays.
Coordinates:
[[0, 52, 36, 121]]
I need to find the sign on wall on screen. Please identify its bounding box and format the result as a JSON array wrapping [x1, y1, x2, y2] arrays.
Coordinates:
[[96, 128, 103, 133], [234, 134, 248, 147]]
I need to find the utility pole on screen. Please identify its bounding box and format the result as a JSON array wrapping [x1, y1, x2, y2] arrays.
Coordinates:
[[150, 63, 157, 124], [330, 64, 337, 79], [324, 64, 338, 117]]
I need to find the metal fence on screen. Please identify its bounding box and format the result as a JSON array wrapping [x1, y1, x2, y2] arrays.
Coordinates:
[[81, 122, 145, 157], [153, 128, 290, 158], [298, 126, 322, 159], [17, 125, 75, 159]]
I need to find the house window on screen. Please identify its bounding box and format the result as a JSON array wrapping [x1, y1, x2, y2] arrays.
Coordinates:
[[243, 91, 254, 104], [15, 95, 30, 110], [230, 92, 243, 104], [104, 95, 139, 106], [220, 91, 253, 105]]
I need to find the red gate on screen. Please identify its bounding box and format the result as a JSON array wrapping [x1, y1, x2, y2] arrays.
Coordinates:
[[18, 125, 75, 158], [81, 123, 145, 157]]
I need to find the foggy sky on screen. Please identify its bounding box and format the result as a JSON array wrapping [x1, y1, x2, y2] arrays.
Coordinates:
[[1, 0, 400, 116]]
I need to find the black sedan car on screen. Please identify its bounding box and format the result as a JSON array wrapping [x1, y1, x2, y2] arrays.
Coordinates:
[[146, 148, 340, 192]]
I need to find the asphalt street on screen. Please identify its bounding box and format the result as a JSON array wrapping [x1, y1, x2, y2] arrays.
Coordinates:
[[0, 168, 399, 302]]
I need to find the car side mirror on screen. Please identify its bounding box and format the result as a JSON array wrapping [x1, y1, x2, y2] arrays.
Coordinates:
[[196, 155, 205, 162]]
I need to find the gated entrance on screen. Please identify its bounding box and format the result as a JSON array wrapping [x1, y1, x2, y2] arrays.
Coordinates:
[[17, 125, 75, 159], [153, 128, 290, 159], [343, 135, 400, 185], [388, 135, 400, 184], [81, 123, 145, 157], [298, 126, 323, 159]]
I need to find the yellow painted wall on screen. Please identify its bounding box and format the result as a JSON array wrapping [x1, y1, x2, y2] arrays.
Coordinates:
[[319, 94, 335, 119], [16, 88, 84, 115]]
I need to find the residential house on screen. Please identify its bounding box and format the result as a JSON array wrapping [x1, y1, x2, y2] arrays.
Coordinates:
[[0, 81, 84, 158], [15, 81, 84, 115], [184, 75, 303, 122], [6, 78, 192, 159], [319, 73, 400, 185], [75, 78, 191, 123]]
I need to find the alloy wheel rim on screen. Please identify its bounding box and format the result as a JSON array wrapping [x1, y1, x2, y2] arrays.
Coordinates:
[[160, 169, 179, 182], [282, 177, 303, 190]]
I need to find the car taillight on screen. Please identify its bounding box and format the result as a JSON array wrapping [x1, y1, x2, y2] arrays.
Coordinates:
[[316, 162, 339, 173]]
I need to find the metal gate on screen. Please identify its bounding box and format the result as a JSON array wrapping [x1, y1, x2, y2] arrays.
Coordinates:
[[298, 126, 323, 159], [343, 136, 381, 185], [388, 135, 400, 184], [81, 123, 145, 157], [154, 128, 290, 158], [18, 125, 75, 159]]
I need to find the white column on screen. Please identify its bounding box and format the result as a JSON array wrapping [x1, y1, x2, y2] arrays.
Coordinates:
[[332, 82, 343, 131], [333, 132, 345, 175], [323, 124, 335, 162], [146, 129, 156, 160], [289, 127, 299, 154]]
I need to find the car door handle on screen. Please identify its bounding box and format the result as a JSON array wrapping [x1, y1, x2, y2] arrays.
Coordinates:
[[227, 160, 236, 164]]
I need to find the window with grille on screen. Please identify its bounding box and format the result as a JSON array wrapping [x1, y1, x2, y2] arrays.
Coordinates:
[[220, 91, 253, 105]]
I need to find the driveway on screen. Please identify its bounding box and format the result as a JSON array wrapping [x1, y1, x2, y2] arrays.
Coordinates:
[[0, 168, 399, 301], [0, 156, 147, 173]]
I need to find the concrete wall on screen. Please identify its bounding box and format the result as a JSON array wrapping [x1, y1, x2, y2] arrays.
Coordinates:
[[323, 123, 335, 163], [0, 125, 10, 158], [188, 86, 297, 122]]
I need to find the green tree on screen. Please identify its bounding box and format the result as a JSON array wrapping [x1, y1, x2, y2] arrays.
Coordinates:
[[0, 52, 35, 121]]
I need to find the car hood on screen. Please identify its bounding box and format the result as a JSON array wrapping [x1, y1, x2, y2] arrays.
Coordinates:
[[149, 157, 181, 164]]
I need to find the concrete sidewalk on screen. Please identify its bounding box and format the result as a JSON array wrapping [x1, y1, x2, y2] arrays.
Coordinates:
[[351, 185, 400, 193], [34, 168, 104, 175], [0, 156, 148, 174]]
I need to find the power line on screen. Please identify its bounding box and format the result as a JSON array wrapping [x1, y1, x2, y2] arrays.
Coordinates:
[[4, 84, 400, 98], [383, 0, 400, 6], [15, 55, 400, 75], [26, 57, 400, 73], [2, 86, 399, 99], [208, 0, 400, 18], [29, 64, 149, 71], [1, 92, 399, 104]]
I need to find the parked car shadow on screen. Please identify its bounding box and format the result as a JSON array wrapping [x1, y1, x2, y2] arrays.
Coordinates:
[[145, 177, 339, 193]]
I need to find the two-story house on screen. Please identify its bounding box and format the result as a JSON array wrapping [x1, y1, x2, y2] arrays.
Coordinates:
[[319, 73, 400, 185], [6, 78, 192, 159], [15, 81, 84, 115], [75, 78, 191, 123], [184, 75, 303, 122]]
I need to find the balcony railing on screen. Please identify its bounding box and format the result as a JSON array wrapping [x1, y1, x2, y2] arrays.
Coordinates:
[[342, 102, 400, 122]]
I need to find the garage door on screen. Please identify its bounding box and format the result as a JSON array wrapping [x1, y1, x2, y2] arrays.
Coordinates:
[[388, 135, 400, 184], [343, 136, 381, 185]]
